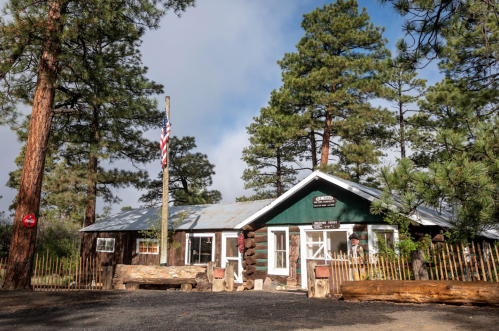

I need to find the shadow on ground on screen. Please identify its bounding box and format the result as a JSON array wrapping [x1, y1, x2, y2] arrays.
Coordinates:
[[0, 290, 498, 330]]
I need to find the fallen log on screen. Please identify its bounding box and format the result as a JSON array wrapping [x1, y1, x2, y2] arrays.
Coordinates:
[[341, 280, 499, 307]]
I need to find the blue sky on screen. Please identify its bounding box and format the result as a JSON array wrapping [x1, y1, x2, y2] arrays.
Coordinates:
[[0, 0, 443, 215]]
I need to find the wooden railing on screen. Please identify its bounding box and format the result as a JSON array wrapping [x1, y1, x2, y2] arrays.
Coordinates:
[[327, 241, 499, 295], [0, 252, 106, 291]]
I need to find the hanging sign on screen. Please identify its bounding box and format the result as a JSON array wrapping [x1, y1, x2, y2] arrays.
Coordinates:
[[313, 195, 337, 208], [22, 214, 37, 228], [312, 220, 340, 230]]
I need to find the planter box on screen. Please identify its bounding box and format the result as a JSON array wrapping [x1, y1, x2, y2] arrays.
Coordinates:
[[214, 268, 225, 279], [315, 265, 330, 279]]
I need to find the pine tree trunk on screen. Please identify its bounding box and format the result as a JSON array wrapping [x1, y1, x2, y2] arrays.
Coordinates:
[[310, 130, 318, 168], [84, 154, 98, 227], [84, 105, 99, 227], [320, 110, 332, 166], [399, 99, 405, 159], [2, 1, 65, 290], [276, 150, 281, 196]]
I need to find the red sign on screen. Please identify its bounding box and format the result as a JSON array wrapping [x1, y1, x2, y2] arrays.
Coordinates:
[[22, 214, 37, 228]]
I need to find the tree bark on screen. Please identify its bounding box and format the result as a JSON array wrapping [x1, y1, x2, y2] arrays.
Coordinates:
[[320, 110, 332, 166], [84, 106, 99, 227], [276, 150, 281, 196], [84, 154, 98, 227], [411, 249, 429, 280], [3, 1, 65, 290], [399, 86, 406, 159], [310, 130, 318, 168]]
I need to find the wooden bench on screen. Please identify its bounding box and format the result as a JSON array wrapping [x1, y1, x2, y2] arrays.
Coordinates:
[[123, 277, 196, 291]]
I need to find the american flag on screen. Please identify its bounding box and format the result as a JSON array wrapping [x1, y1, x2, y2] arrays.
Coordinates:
[[160, 111, 170, 168]]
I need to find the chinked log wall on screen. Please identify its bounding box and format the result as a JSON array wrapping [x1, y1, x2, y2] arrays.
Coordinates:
[[241, 223, 369, 289], [241, 224, 302, 289]]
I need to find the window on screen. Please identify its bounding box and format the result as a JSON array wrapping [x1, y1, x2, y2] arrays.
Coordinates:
[[268, 227, 289, 276], [186, 233, 215, 264], [304, 230, 348, 260], [136, 239, 159, 254], [96, 238, 115, 253], [368, 225, 399, 254]]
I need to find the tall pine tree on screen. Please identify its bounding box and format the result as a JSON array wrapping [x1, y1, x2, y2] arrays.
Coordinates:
[[278, 0, 392, 184], [239, 90, 308, 201], [0, 0, 195, 289], [382, 59, 426, 160], [140, 136, 222, 207]]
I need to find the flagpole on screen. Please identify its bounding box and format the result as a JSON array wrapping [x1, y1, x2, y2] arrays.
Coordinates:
[[160, 96, 170, 266]]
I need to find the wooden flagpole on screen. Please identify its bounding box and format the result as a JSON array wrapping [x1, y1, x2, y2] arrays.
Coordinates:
[[160, 96, 170, 266]]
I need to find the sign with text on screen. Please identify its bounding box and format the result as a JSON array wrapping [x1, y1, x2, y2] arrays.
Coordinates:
[[22, 214, 37, 228], [313, 195, 337, 208], [312, 220, 340, 230]]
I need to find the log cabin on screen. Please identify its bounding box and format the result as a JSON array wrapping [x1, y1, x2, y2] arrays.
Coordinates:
[[80, 170, 499, 289]]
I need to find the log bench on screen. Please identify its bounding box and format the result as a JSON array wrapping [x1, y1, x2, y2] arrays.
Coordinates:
[[123, 278, 196, 291]]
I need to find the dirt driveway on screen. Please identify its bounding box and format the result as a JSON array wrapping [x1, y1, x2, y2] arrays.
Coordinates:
[[0, 290, 498, 330]]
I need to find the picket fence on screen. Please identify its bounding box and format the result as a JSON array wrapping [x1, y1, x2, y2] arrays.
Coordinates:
[[329, 241, 499, 295], [0, 252, 103, 291]]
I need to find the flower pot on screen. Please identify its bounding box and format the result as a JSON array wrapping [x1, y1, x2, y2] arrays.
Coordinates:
[[214, 268, 225, 279], [315, 265, 330, 279]]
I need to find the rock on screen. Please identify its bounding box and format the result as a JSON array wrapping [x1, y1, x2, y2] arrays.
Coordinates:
[[263, 277, 272, 291], [254, 279, 263, 291], [236, 285, 245, 292], [270, 280, 279, 291]]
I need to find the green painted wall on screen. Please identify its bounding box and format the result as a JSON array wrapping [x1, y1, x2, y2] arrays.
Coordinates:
[[256, 179, 384, 225]]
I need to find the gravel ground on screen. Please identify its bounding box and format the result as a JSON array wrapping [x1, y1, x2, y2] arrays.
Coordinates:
[[0, 290, 498, 331]]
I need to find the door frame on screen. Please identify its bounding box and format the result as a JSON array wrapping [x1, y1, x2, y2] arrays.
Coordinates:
[[299, 225, 354, 289], [221, 231, 243, 283]]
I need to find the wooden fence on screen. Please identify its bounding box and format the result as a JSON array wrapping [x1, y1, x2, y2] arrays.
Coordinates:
[[0, 252, 105, 291], [329, 241, 499, 295]]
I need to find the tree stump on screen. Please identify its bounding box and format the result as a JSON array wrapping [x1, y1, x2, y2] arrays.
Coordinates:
[[212, 279, 226, 292], [411, 250, 429, 280], [194, 272, 212, 292]]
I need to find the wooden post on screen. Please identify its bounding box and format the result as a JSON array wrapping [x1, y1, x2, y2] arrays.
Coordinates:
[[445, 244, 455, 280], [225, 263, 234, 291], [492, 246, 499, 282], [456, 244, 465, 281], [484, 243, 493, 282], [33, 254, 38, 291], [471, 242, 480, 281], [307, 260, 317, 297], [449, 244, 459, 280], [207, 261, 214, 284], [477, 243, 487, 281], [68, 258, 72, 290], [461, 243, 470, 281], [160, 96, 170, 266]]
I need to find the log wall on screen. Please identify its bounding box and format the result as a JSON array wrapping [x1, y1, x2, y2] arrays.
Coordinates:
[[81, 230, 224, 268]]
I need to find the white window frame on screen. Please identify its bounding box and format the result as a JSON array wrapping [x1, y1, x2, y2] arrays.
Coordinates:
[[268, 227, 289, 276], [185, 233, 216, 265], [96, 238, 115, 253], [368, 224, 399, 254], [136, 238, 160, 255]]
